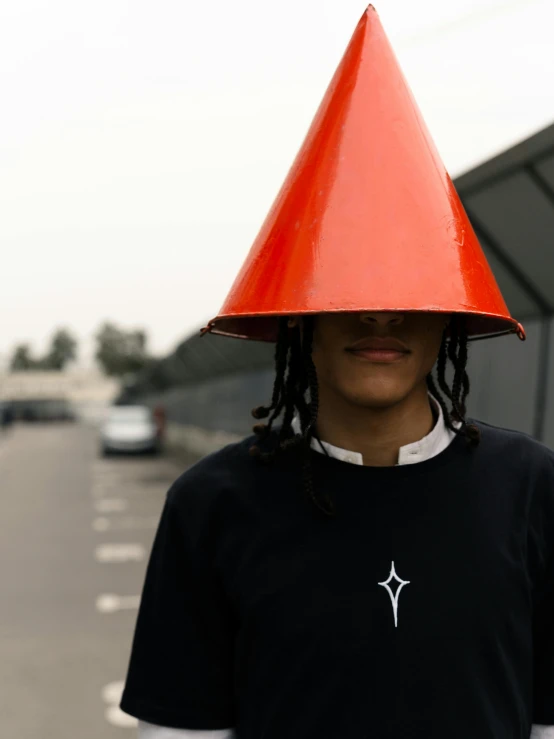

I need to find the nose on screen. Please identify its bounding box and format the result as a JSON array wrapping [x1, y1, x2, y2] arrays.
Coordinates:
[[359, 312, 405, 330]]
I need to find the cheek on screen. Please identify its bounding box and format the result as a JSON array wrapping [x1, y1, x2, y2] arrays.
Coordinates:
[[417, 328, 445, 371], [311, 344, 342, 385], [311, 324, 347, 379]]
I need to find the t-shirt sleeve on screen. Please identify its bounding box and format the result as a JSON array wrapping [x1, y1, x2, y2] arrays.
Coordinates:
[[120, 476, 236, 730], [532, 450, 554, 726]]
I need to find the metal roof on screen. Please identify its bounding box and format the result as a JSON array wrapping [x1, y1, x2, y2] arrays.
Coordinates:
[[170, 330, 275, 384], [121, 332, 274, 399], [455, 122, 554, 442], [455, 122, 554, 321]]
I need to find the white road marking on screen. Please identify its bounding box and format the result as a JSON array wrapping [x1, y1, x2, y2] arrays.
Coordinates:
[[93, 458, 175, 729], [105, 705, 138, 728], [102, 681, 138, 728], [102, 680, 125, 704], [91, 482, 118, 498], [92, 517, 110, 532], [90, 466, 121, 479], [94, 543, 145, 563], [94, 498, 128, 513], [118, 515, 159, 530], [93, 515, 159, 532], [96, 593, 141, 613]]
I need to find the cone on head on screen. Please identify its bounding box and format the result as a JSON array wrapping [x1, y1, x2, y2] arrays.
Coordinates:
[[203, 5, 525, 343]]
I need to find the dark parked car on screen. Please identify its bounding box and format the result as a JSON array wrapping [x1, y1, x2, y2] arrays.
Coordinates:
[[0, 402, 15, 428], [10, 398, 76, 422]]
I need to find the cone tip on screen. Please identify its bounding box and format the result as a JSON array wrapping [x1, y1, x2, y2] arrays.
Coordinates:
[[360, 5, 379, 26]]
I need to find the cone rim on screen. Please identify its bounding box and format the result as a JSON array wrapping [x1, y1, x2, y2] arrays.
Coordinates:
[[202, 309, 526, 343]]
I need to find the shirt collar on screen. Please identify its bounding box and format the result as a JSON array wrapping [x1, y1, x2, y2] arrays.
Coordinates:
[[291, 392, 461, 466]]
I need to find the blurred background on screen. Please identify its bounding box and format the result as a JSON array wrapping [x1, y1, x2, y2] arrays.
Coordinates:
[[1, 0, 554, 736]]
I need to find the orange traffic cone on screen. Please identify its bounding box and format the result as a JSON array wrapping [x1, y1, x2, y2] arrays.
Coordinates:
[[203, 5, 525, 343]]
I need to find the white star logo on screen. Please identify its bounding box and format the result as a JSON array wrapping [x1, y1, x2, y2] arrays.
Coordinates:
[[378, 561, 410, 628]]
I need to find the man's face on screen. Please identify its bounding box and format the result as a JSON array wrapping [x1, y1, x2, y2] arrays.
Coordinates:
[[309, 312, 449, 409]]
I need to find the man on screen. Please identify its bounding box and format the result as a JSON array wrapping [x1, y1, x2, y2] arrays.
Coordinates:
[[121, 6, 554, 738]]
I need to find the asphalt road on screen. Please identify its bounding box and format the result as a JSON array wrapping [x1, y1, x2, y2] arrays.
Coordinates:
[[0, 421, 189, 739]]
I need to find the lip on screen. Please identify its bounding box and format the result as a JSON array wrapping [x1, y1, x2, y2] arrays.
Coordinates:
[[348, 349, 408, 363], [345, 337, 410, 364], [346, 337, 410, 353]]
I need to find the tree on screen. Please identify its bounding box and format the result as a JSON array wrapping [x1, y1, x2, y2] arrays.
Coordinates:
[[94, 322, 152, 378], [42, 329, 78, 370], [8, 330, 78, 372], [9, 344, 36, 371]]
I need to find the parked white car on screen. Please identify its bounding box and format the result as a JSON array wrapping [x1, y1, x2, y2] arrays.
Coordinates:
[[99, 405, 161, 456]]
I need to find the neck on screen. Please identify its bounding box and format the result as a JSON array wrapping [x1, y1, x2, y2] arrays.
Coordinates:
[[314, 382, 436, 467]]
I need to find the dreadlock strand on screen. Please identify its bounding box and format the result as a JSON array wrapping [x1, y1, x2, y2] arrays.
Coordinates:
[[446, 317, 480, 446], [436, 330, 453, 401], [301, 319, 319, 436], [251, 318, 289, 421], [454, 323, 469, 418], [299, 318, 335, 516], [426, 374, 463, 436], [456, 328, 471, 413], [428, 316, 480, 446], [455, 321, 480, 445], [446, 317, 466, 425], [279, 329, 304, 449]]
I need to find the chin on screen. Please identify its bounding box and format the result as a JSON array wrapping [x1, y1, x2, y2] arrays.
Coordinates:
[[341, 382, 410, 410]]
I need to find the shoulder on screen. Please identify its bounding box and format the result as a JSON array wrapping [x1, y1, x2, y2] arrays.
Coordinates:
[[168, 433, 258, 498], [165, 432, 277, 525], [471, 419, 554, 520], [472, 417, 554, 470]]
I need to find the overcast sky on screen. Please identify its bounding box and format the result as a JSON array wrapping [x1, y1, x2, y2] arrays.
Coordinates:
[[1, 0, 553, 369]]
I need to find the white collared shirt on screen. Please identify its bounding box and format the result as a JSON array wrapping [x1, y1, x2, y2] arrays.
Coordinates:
[[290, 392, 460, 466]]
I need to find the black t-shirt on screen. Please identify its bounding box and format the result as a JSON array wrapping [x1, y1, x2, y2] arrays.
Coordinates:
[[120, 419, 554, 738]]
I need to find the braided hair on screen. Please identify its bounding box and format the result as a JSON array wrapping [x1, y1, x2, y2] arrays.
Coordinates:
[[250, 314, 480, 516]]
